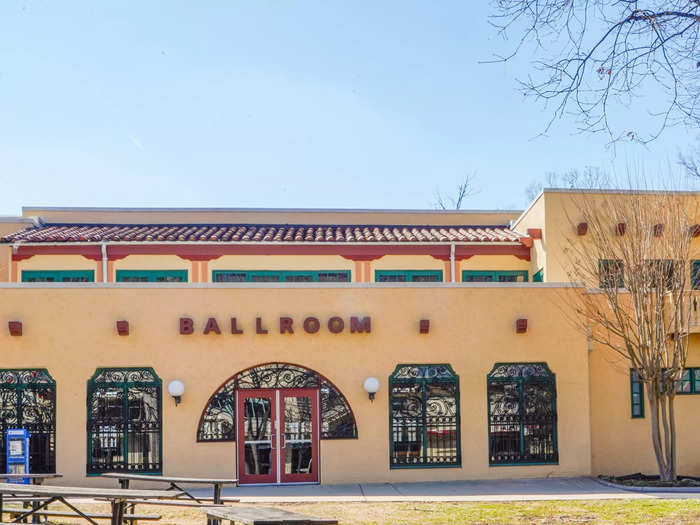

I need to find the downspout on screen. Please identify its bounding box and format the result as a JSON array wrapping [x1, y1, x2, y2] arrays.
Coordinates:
[[450, 243, 456, 283], [101, 243, 108, 283]]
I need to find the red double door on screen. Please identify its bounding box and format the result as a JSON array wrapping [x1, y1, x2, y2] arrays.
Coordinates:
[[236, 389, 319, 485]]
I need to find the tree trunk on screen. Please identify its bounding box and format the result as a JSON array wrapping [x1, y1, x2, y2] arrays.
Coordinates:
[[647, 388, 678, 481]]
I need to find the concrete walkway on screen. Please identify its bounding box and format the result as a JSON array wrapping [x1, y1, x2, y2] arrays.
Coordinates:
[[187, 477, 700, 503]]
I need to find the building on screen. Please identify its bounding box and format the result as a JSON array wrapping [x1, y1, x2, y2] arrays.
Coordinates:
[[0, 189, 699, 486]]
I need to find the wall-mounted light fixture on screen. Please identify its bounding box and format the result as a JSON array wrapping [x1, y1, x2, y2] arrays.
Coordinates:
[[167, 380, 185, 406], [363, 377, 380, 402]]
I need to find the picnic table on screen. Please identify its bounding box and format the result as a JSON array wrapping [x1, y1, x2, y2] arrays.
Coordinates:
[[2, 474, 63, 523], [0, 481, 183, 525], [100, 473, 238, 505], [202, 505, 338, 525]]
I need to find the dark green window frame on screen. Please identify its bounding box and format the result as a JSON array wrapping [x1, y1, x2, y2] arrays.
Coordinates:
[[630, 370, 645, 418], [462, 270, 528, 283], [116, 270, 187, 283], [22, 270, 94, 282], [212, 270, 351, 282], [375, 270, 443, 283], [388, 364, 460, 469], [86, 367, 162, 475], [533, 269, 544, 282], [487, 362, 558, 466]]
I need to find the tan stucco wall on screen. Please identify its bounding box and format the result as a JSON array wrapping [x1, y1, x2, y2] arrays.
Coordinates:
[[0, 285, 590, 487], [511, 194, 547, 280], [589, 334, 700, 476]]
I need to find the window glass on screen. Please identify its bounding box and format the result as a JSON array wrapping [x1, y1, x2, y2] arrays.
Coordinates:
[[213, 271, 350, 283], [487, 363, 558, 465], [116, 270, 187, 283], [462, 271, 528, 283], [376, 271, 443, 283], [22, 270, 94, 283], [630, 370, 645, 418], [389, 364, 460, 468], [692, 261, 700, 290]]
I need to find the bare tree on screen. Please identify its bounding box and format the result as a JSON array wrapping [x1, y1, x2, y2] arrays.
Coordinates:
[[524, 167, 610, 203], [491, 1, 700, 143], [434, 173, 478, 210], [563, 190, 698, 480], [679, 138, 700, 178]]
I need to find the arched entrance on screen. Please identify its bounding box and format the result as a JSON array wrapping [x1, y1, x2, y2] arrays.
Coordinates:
[[196, 363, 357, 485]]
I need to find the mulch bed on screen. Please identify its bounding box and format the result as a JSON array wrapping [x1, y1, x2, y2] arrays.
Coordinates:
[[600, 473, 700, 487]]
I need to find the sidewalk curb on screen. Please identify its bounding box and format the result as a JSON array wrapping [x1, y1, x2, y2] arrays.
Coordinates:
[[595, 477, 700, 493]]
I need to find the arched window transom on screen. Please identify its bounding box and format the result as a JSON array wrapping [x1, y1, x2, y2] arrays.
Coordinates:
[[197, 363, 357, 442]]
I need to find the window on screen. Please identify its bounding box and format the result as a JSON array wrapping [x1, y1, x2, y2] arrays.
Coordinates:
[[462, 270, 528, 283], [487, 363, 558, 465], [116, 270, 187, 283], [692, 261, 700, 290], [598, 259, 624, 288], [675, 368, 700, 395], [630, 370, 644, 418], [375, 270, 443, 283], [0, 369, 56, 474], [87, 368, 162, 474], [389, 364, 460, 468], [197, 363, 357, 442], [646, 259, 679, 290], [22, 270, 94, 282], [212, 270, 350, 283], [533, 269, 544, 282]]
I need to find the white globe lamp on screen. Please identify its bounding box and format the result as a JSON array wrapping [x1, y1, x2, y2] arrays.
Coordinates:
[[363, 377, 380, 402], [167, 380, 185, 406]]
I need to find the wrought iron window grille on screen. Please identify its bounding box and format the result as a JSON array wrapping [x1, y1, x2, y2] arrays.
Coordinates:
[[487, 362, 558, 466], [86, 367, 162, 474], [0, 369, 56, 474], [389, 364, 461, 469]]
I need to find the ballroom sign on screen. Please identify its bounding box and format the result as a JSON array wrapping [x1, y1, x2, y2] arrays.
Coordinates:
[[179, 316, 371, 335]]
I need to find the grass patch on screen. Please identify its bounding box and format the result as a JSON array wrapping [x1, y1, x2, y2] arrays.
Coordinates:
[[15, 499, 700, 525]]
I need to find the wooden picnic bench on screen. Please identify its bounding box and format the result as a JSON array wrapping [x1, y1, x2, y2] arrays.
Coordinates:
[[3, 507, 161, 522], [0, 481, 183, 525], [202, 506, 338, 525]]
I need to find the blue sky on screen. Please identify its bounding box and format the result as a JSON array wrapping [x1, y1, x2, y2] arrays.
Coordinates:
[[0, 1, 694, 214]]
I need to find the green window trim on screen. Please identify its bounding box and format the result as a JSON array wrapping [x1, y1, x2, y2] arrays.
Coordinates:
[[115, 270, 188, 283], [22, 270, 94, 283], [375, 270, 443, 283], [533, 269, 544, 282], [462, 270, 528, 283], [86, 367, 163, 475], [388, 364, 461, 469], [630, 370, 645, 418], [212, 270, 351, 282]]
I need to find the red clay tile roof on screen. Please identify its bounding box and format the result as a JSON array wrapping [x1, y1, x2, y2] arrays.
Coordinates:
[[1, 224, 526, 243]]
